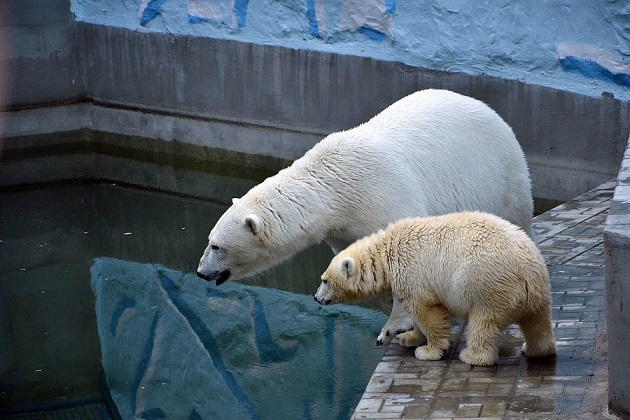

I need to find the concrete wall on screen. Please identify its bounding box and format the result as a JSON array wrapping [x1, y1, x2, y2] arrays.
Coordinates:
[[2, 1, 630, 201], [73, 0, 630, 102], [604, 139, 630, 418], [0, 0, 84, 108], [3, 20, 629, 201]]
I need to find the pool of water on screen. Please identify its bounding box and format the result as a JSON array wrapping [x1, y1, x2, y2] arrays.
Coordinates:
[[0, 180, 386, 418]]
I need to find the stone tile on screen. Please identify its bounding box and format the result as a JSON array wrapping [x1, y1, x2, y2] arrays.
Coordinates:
[[400, 397, 433, 418], [356, 398, 385, 410], [353, 413, 402, 419], [486, 383, 514, 397], [480, 399, 508, 417], [453, 402, 483, 417]]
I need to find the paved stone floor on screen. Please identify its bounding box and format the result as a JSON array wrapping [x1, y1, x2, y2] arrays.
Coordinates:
[[353, 181, 617, 419]]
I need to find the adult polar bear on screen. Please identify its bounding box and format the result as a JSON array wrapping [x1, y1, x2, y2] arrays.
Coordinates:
[[197, 89, 534, 348]]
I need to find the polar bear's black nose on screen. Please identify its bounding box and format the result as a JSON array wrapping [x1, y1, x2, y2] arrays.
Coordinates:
[[197, 269, 231, 285], [314, 296, 331, 305]]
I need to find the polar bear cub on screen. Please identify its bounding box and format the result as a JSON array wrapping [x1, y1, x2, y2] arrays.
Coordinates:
[[314, 212, 556, 366]]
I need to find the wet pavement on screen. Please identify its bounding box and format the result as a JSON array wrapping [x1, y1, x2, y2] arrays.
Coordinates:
[[353, 181, 616, 419]]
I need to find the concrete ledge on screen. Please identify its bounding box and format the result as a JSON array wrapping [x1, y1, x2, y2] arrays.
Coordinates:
[[604, 134, 630, 418], [1, 95, 627, 204], [1, 102, 322, 161]]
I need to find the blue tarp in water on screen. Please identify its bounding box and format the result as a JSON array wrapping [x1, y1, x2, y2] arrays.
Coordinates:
[[91, 257, 385, 419]]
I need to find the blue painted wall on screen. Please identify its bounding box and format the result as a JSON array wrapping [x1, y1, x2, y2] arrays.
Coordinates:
[[71, 0, 630, 101]]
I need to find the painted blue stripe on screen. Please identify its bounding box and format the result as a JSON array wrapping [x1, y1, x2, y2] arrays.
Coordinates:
[[560, 56, 630, 87], [302, 399, 313, 420], [159, 273, 259, 419], [140, 0, 168, 26], [234, 0, 250, 28], [188, 14, 209, 24], [137, 407, 166, 419], [189, 409, 203, 420], [384, 0, 396, 14], [306, 0, 319, 37], [358, 26, 386, 42], [253, 300, 299, 363], [130, 313, 159, 415], [110, 297, 135, 337]]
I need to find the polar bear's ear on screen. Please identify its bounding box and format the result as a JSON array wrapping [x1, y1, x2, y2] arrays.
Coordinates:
[[340, 257, 355, 277], [232, 197, 240, 205], [244, 214, 262, 236]]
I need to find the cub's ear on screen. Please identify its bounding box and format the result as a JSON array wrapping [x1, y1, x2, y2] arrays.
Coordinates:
[[232, 197, 240, 205], [340, 257, 355, 277], [244, 214, 263, 236]]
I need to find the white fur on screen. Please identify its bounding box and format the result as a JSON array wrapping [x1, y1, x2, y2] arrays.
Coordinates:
[[198, 89, 534, 344]]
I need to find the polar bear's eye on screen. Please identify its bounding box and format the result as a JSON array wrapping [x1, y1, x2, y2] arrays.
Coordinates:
[[211, 244, 220, 250], [322, 279, 328, 284]]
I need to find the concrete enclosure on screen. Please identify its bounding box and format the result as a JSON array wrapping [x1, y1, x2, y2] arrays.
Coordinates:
[[1, 0, 630, 416], [2, 0, 630, 202]]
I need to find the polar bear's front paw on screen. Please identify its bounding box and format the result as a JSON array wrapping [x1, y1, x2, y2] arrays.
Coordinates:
[[414, 345, 445, 361], [376, 324, 414, 346], [376, 323, 416, 346], [397, 329, 428, 348]]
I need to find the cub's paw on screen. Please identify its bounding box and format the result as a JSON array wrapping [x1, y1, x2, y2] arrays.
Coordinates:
[[459, 348, 498, 367], [414, 345, 445, 361], [522, 341, 557, 358], [397, 329, 428, 348]]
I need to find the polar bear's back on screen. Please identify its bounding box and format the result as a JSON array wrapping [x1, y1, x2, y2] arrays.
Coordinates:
[[303, 89, 533, 239]]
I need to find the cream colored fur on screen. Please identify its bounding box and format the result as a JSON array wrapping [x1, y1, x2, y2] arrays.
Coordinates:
[[315, 212, 556, 366]]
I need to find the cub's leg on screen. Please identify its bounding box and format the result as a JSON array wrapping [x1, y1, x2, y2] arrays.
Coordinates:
[[459, 309, 504, 366], [411, 302, 450, 361], [518, 309, 556, 358]]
